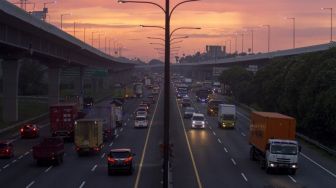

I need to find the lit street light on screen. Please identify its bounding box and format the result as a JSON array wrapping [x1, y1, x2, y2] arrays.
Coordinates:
[[286, 17, 296, 48], [321, 8, 333, 42]]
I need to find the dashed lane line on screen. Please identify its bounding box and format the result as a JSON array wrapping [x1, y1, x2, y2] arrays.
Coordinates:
[[224, 147, 228, 153], [26, 181, 35, 188], [241, 173, 248, 182], [288, 175, 297, 183], [231, 158, 237, 166], [18, 155, 23, 159], [109, 142, 113, 147], [241, 132, 246, 137], [91, 164, 98, 172], [79, 181, 86, 188], [101, 153, 106, 159], [217, 138, 222, 144], [45, 166, 53, 173], [11, 160, 17, 163], [24, 151, 30, 156], [3, 164, 10, 169], [212, 131, 216, 136]]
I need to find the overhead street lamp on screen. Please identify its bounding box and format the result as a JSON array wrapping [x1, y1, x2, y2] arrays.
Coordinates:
[[118, 1, 201, 187], [147, 37, 165, 42], [286, 17, 296, 48], [262, 25, 271, 52], [44, 1, 56, 8], [321, 8, 333, 42], [60, 13, 71, 29], [149, 42, 165, 46]]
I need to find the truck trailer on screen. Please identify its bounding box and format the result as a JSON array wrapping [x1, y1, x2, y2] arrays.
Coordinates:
[[249, 112, 300, 175], [74, 119, 103, 155]]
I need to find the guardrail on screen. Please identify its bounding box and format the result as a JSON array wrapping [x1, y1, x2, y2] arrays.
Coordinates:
[[223, 96, 336, 156]]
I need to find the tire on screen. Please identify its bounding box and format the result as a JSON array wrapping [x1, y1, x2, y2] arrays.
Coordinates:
[[249, 147, 256, 161]]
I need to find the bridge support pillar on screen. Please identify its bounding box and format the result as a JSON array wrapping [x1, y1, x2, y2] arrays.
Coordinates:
[[2, 60, 20, 122], [91, 78, 98, 93], [48, 67, 60, 106]]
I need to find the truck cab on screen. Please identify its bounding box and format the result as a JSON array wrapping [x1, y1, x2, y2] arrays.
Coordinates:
[[217, 104, 236, 128]]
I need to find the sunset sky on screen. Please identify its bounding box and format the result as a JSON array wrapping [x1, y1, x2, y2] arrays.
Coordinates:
[[11, 0, 336, 62]]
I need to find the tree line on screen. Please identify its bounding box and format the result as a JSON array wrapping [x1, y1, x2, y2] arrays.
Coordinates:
[[219, 47, 336, 147]]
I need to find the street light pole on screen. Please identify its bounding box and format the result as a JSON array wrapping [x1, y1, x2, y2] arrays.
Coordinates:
[[60, 13, 70, 29], [322, 8, 333, 42], [262, 25, 271, 52], [287, 17, 296, 48]]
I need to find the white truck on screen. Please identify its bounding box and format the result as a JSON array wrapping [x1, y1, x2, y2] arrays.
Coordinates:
[[134, 83, 143, 98], [145, 78, 151, 86], [184, 78, 192, 86], [217, 104, 236, 128]]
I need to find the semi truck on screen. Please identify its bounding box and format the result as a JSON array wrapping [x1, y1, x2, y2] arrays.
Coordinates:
[[249, 112, 300, 175], [32, 137, 64, 165], [217, 104, 236, 128], [74, 119, 103, 155], [50, 103, 79, 139]]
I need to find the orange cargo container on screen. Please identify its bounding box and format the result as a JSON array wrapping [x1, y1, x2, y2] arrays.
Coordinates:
[[249, 112, 296, 153]]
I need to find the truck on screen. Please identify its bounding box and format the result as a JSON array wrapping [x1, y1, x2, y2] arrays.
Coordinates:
[[124, 85, 135, 98], [111, 100, 123, 127], [32, 137, 64, 165], [134, 83, 143, 98], [217, 104, 236, 128], [85, 103, 117, 141], [112, 83, 125, 102], [249, 112, 300, 175], [74, 119, 103, 155], [50, 103, 79, 138], [144, 77, 151, 86], [212, 81, 222, 93], [207, 99, 225, 116], [184, 78, 192, 87]]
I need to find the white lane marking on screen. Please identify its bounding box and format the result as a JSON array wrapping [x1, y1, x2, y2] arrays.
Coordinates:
[[120, 128, 123, 132], [300, 153, 336, 178], [217, 138, 222, 144], [79, 181, 86, 188], [101, 153, 106, 158], [45, 166, 53, 173], [12, 160, 17, 163], [26, 181, 35, 188], [3, 164, 10, 169], [288, 175, 297, 183], [18, 155, 23, 159], [237, 111, 250, 122], [241, 173, 248, 182], [224, 147, 228, 153], [24, 151, 30, 156], [115, 134, 119, 138], [91, 164, 98, 172], [231, 158, 237, 166], [109, 142, 113, 147], [212, 131, 216, 136], [209, 126, 212, 130], [124, 123, 127, 126], [241, 132, 246, 137], [134, 89, 162, 188], [176, 99, 203, 188]]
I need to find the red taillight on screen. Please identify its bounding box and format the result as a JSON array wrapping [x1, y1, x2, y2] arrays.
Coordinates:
[[108, 157, 116, 164], [20, 128, 24, 132], [124, 157, 133, 164], [33, 128, 37, 131], [6, 149, 9, 153]]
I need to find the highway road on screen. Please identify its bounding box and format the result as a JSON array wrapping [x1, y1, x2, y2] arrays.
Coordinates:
[[1, 85, 336, 188]]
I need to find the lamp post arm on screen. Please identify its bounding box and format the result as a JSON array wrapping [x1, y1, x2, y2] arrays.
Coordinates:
[[118, 0, 166, 13], [170, 0, 200, 18]]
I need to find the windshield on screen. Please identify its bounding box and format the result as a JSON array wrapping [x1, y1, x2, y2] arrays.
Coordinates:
[[193, 116, 204, 121], [136, 117, 146, 121], [271, 144, 298, 155], [185, 108, 195, 112], [110, 151, 130, 158]]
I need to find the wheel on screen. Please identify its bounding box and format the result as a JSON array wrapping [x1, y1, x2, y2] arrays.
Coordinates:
[[249, 147, 256, 161]]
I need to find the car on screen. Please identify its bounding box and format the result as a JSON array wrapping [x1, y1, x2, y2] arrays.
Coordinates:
[[136, 110, 148, 117], [137, 106, 148, 114], [147, 95, 156, 103], [134, 115, 149, 128], [184, 107, 195, 119], [141, 100, 151, 107], [107, 149, 135, 175], [191, 113, 206, 129], [139, 104, 149, 111], [181, 98, 191, 108], [83, 97, 94, 108], [20, 124, 39, 138], [0, 141, 14, 158]]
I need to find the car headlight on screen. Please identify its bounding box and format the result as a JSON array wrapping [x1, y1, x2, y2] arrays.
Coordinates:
[[291, 164, 297, 168], [201, 121, 205, 125], [192, 121, 196, 124], [270, 163, 275, 167]]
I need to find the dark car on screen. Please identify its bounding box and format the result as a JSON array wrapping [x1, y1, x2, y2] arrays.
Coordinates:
[[147, 95, 156, 104], [107, 149, 135, 175], [181, 98, 191, 108], [83, 97, 94, 108], [20, 124, 39, 138], [0, 142, 14, 158], [184, 107, 195, 119]]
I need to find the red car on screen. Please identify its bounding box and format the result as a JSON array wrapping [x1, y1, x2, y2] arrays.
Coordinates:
[[20, 124, 39, 138], [107, 149, 135, 175], [0, 142, 14, 158]]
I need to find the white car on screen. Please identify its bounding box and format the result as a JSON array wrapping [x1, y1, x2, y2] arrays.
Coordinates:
[[191, 113, 206, 129], [136, 110, 148, 117], [134, 116, 148, 128]]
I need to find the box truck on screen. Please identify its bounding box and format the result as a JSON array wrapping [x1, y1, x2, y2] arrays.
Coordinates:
[[50, 103, 79, 138], [74, 119, 103, 155], [249, 112, 300, 175], [217, 104, 236, 128]]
